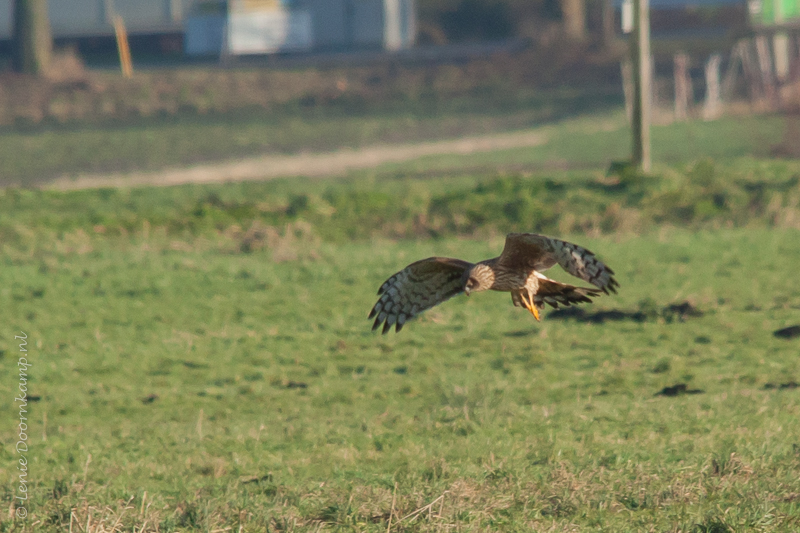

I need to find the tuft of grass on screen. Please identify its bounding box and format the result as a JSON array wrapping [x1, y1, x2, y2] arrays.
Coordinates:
[[3, 154, 800, 253]]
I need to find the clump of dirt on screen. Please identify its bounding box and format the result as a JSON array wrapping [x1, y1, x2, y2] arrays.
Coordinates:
[[235, 220, 319, 262], [140, 393, 159, 404], [655, 383, 704, 397]]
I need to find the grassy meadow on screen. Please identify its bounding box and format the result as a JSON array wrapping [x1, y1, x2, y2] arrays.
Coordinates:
[[0, 84, 623, 187], [0, 97, 789, 188], [2, 111, 800, 531]]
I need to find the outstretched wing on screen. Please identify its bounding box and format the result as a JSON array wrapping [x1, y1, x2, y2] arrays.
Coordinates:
[[498, 233, 619, 294], [369, 257, 472, 334]]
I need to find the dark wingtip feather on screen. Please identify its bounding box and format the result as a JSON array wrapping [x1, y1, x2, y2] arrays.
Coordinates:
[[368, 306, 378, 319], [395, 322, 404, 333], [606, 279, 619, 294], [377, 280, 390, 295], [372, 317, 382, 331], [382, 321, 391, 334]]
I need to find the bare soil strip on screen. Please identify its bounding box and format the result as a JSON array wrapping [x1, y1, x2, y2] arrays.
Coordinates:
[[45, 130, 547, 191]]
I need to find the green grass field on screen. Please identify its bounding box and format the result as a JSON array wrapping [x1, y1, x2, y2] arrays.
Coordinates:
[[0, 86, 624, 187], [3, 120, 800, 531], [0, 96, 789, 188], [2, 225, 800, 531]]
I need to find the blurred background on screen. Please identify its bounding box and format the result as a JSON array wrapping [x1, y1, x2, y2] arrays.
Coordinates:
[[1, 0, 798, 187]]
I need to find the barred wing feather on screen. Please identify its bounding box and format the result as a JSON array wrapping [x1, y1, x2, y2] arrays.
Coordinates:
[[369, 257, 472, 334]]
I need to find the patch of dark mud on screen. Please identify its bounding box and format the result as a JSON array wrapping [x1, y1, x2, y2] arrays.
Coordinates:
[[654, 383, 704, 397]]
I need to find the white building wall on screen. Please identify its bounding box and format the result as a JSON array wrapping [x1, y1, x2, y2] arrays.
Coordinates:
[[47, 0, 104, 36], [303, 0, 348, 48], [1, 0, 414, 53], [351, 0, 383, 47], [383, 0, 401, 50]]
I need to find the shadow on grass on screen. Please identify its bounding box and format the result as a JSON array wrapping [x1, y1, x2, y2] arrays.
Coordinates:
[[692, 518, 733, 533], [763, 381, 799, 390], [773, 325, 800, 339], [547, 301, 704, 324]]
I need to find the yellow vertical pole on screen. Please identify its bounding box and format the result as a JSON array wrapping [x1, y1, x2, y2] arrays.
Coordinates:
[[113, 15, 133, 78]]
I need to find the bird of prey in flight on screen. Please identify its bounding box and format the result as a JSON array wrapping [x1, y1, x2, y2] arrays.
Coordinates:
[[369, 233, 619, 333]]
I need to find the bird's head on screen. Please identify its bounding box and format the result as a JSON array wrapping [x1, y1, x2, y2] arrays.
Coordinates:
[[463, 264, 494, 296], [464, 276, 477, 296]]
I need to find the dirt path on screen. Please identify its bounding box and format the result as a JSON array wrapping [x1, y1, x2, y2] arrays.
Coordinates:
[[46, 130, 548, 191]]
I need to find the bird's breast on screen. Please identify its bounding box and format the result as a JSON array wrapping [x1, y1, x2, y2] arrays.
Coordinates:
[[489, 270, 530, 292]]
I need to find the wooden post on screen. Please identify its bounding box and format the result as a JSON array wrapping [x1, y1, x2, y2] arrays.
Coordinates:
[[773, 0, 789, 82], [621, 60, 634, 122], [755, 35, 775, 103], [703, 54, 722, 120], [674, 52, 691, 121], [561, 0, 587, 41], [650, 56, 659, 110], [736, 39, 761, 101], [601, 0, 615, 49], [113, 15, 133, 78], [12, 0, 52, 75], [721, 42, 743, 101], [631, 0, 651, 172], [774, 32, 790, 82]]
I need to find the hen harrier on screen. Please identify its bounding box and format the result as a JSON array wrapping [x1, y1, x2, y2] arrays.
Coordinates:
[[369, 233, 618, 333]]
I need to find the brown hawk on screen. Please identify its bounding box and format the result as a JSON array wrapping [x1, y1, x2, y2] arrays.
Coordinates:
[[369, 233, 619, 333]]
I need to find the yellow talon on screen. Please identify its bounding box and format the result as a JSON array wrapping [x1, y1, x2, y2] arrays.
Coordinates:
[[521, 292, 540, 322]]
